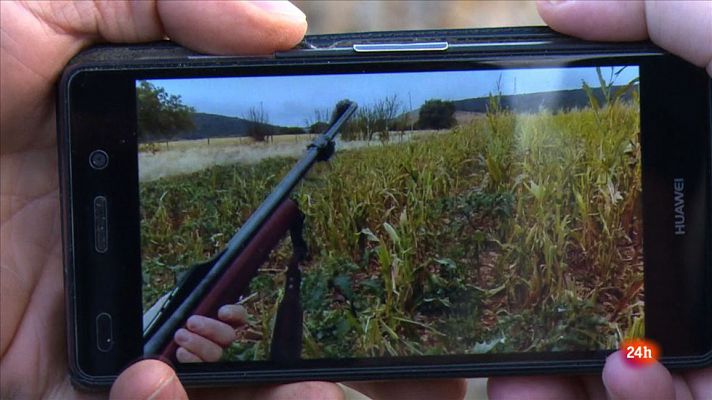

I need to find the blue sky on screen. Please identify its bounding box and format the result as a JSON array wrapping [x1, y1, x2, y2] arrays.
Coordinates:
[[146, 66, 638, 127]]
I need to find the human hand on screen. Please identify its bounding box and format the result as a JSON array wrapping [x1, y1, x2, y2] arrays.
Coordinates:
[[537, 0, 711, 77], [489, 349, 711, 400], [0, 1, 463, 398], [0, 1, 333, 398], [174, 304, 247, 363]]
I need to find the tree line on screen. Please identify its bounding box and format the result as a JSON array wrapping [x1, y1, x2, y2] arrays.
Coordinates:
[[137, 81, 458, 144], [308, 96, 457, 142]]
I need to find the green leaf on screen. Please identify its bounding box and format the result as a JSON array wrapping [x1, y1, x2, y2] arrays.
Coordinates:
[[360, 228, 380, 243], [612, 77, 639, 103], [474, 283, 506, 296], [596, 66, 609, 101], [334, 318, 351, 337], [473, 336, 504, 353], [332, 274, 354, 299], [434, 258, 457, 270], [383, 222, 400, 245], [581, 81, 600, 111]]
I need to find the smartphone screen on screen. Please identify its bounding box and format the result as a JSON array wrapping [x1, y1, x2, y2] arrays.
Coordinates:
[[137, 66, 645, 363], [60, 39, 710, 384]]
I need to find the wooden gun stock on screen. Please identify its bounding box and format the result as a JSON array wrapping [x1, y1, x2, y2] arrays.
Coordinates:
[[159, 199, 302, 362]]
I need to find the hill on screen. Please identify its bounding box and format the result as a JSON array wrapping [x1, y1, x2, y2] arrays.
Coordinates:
[[141, 113, 302, 142], [400, 85, 638, 124], [452, 85, 636, 114]]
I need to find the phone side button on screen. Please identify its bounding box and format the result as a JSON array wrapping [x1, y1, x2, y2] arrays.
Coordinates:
[[96, 312, 113, 352], [93, 196, 108, 253]]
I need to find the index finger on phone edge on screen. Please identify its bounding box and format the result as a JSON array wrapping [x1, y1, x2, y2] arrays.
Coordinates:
[[537, 0, 712, 77], [155, 0, 307, 55], [26, 0, 307, 57]]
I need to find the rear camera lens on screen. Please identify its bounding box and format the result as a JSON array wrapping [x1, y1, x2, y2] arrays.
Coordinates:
[[89, 150, 109, 170]]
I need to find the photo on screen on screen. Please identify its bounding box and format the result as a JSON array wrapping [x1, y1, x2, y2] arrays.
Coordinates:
[[137, 66, 643, 363]]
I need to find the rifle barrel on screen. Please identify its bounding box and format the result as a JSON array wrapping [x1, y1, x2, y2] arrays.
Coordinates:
[[144, 101, 357, 356]]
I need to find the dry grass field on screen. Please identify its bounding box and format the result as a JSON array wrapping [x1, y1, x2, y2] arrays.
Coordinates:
[[139, 130, 442, 182]]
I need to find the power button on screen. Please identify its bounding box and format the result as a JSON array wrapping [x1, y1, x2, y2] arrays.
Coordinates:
[[96, 312, 113, 352]]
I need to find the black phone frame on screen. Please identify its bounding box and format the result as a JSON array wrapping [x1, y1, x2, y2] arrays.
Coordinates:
[[57, 27, 712, 389]]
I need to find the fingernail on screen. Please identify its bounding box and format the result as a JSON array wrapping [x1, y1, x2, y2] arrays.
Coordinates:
[[218, 305, 234, 320], [174, 329, 189, 345], [251, 1, 306, 20], [186, 316, 202, 331]]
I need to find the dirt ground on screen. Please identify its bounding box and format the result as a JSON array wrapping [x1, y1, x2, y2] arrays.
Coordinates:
[[138, 130, 442, 182]]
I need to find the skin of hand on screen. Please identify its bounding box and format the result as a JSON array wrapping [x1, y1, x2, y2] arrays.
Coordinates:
[[0, 1, 464, 399], [485, 2, 712, 400]]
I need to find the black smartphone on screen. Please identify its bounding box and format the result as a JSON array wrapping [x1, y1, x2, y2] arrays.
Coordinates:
[[57, 27, 712, 388]]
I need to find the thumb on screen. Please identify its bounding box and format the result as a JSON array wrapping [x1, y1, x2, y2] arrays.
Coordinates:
[[1, 0, 307, 152], [536, 0, 712, 76], [110, 359, 188, 400], [602, 350, 675, 400]]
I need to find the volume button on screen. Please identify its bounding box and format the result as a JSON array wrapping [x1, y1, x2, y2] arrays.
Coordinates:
[[93, 196, 108, 253], [352, 42, 449, 53]]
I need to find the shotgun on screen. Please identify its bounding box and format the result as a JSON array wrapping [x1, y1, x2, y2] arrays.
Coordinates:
[[143, 101, 357, 363]]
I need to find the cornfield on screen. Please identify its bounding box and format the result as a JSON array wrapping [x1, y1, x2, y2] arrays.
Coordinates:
[[141, 94, 643, 360]]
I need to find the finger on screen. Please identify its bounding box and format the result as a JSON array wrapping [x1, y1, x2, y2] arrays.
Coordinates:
[[488, 375, 588, 400], [174, 328, 223, 362], [188, 381, 345, 400], [110, 359, 188, 400], [176, 347, 203, 364], [157, 1, 308, 55], [602, 350, 675, 400], [537, 0, 648, 40], [2, 0, 307, 153], [252, 381, 346, 400], [186, 315, 237, 347], [347, 379, 467, 400], [218, 304, 249, 327], [536, 0, 712, 75], [673, 375, 694, 400], [31, 0, 307, 54], [683, 367, 712, 400]]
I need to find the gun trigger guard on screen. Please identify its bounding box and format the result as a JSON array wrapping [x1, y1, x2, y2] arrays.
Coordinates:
[[309, 138, 335, 162]]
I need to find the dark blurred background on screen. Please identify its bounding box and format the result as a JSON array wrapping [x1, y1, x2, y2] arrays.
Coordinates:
[[292, 0, 544, 34]]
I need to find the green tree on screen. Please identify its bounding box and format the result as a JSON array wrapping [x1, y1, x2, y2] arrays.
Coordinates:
[[331, 99, 353, 123], [331, 99, 362, 140], [137, 81, 195, 140], [416, 99, 456, 130], [308, 121, 329, 134]]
